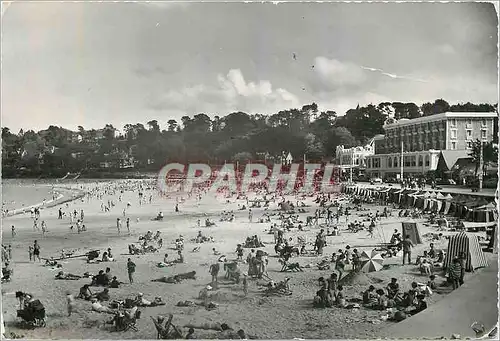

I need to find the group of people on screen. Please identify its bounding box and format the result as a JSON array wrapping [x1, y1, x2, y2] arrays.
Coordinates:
[[362, 278, 430, 315]]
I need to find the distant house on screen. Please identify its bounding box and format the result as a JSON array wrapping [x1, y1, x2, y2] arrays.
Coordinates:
[[279, 152, 293, 165], [99, 161, 112, 169]]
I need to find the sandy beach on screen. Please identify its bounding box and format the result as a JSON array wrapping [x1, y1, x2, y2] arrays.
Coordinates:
[[1, 179, 495, 339]]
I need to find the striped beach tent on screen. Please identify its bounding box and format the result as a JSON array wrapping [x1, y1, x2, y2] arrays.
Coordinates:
[[444, 232, 488, 271]]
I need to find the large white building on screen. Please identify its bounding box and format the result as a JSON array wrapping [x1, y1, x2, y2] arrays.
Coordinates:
[[365, 112, 497, 179], [335, 138, 375, 173]]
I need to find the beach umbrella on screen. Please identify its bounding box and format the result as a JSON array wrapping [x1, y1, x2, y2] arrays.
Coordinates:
[[359, 249, 384, 273]]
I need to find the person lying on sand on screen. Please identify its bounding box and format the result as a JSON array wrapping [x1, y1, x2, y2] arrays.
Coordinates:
[[133, 293, 165, 307], [55, 271, 82, 280], [212, 248, 221, 256], [90, 298, 116, 314], [151, 271, 197, 284], [44, 258, 59, 267]]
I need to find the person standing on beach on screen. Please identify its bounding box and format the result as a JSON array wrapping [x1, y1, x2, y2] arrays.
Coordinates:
[[33, 240, 41, 262], [28, 246, 33, 261], [126, 218, 130, 234], [41, 221, 47, 236], [209, 262, 220, 284], [401, 235, 414, 265], [80, 209, 84, 222], [11, 225, 16, 238], [127, 258, 136, 284], [58, 208, 63, 219], [116, 218, 121, 234]]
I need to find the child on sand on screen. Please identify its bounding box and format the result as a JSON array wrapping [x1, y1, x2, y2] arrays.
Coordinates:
[[236, 244, 244, 261], [28, 246, 33, 262], [66, 290, 76, 316]]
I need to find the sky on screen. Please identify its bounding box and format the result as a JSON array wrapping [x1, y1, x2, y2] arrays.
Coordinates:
[[1, 1, 498, 132]]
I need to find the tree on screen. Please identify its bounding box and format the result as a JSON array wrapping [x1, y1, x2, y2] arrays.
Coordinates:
[[211, 116, 222, 132], [324, 127, 357, 153], [190, 114, 212, 133], [147, 120, 160, 132], [468, 140, 498, 176], [181, 116, 192, 131], [167, 119, 178, 132], [233, 151, 253, 162], [304, 133, 324, 160]]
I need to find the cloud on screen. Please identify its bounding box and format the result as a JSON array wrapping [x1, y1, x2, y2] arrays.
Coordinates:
[[147, 69, 301, 115], [312, 57, 367, 91]]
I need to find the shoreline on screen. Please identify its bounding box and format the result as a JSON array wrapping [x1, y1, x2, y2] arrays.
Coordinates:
[[3, 186, 86, 217]]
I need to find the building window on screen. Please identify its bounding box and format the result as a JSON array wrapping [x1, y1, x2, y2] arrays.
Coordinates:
[[481, 129, 487, 139], [451, 142, 456, 150], [404, 156, 410, 167], [418, 155, 423, 167], [482, 119, 487, 127], [450, 119, 457, 127], [466, 119, 472, 127], [466, 129, 472, 139], [425, 155, 430, 167], [411, 156, 416, 167], [394, 157, 398, 168], [450, 129, 457, 139], [388, 157, 392, 168], [367, 159, 371, 168], [466, 141, 473, 149]]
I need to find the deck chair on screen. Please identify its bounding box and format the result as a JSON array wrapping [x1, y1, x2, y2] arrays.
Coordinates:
[[280, 261, 303, 272]]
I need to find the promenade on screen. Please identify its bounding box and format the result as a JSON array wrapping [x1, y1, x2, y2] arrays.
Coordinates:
[[352, 182, 497, 198]]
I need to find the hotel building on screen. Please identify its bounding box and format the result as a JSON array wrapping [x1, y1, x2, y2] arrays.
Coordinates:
[[365, 112, 497, 179]]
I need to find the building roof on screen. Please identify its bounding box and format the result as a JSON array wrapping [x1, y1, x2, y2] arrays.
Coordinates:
[[384, 112, 497, 129], [437, 150, 471, 171]]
